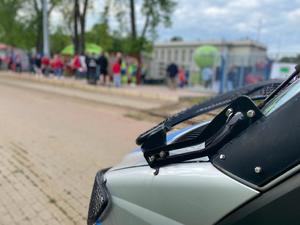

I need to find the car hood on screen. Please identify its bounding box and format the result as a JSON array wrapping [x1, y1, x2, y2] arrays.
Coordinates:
[[111, 121, 210, 171]]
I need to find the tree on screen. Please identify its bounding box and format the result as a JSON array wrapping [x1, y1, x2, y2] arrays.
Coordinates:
[[127, 0, 177, 83], [0, 0, 36, 49], [20, 0, 62, 52], [86, 23, 113, 51], [280, 55, 300, 64], [0, 0, 22, 45], [73, 0, 90, 54], [50, 27, 71, 54]]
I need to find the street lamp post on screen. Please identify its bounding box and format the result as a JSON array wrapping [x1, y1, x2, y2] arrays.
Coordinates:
[[42, 0, 49, 56]]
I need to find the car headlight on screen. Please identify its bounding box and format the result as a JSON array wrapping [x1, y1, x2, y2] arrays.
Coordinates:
[[87, 169, 111, 225]]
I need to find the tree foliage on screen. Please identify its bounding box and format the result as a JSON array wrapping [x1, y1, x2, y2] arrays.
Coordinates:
[[0, 0, 36, 49], [50, 27, 70, 54], [0, 0, 176, 57], [280, 55, 300, 64]]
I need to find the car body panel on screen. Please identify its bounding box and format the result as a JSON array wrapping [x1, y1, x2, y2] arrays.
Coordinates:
[[102, 162, 259, 225]]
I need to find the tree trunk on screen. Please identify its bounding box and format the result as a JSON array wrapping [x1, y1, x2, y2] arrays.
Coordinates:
[[79, 18, 85, 54], [79, 0, 88, 54], [129, 0, 137, 39], [74, 0, 79, 54], [129, 0, 142, 84]]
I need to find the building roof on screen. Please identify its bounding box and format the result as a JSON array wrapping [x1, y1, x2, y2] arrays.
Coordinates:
[[154, 40, 267, 51]]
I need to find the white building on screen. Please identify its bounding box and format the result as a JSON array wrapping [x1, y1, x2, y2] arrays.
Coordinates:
[[147, 40, 267, 81]]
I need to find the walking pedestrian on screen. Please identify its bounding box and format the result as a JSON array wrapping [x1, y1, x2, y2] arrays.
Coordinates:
[[166, 62, 179, 89], [112, 59, 121, 87]]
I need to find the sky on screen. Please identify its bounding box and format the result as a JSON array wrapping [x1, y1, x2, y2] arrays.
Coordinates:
[[53, 0, 300, 55]]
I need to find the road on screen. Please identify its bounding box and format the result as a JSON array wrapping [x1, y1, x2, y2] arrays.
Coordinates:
[[0, 79, 154, 225]]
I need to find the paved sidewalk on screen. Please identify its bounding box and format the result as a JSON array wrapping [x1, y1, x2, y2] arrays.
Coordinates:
[[0, 71, 213, 103], [0, 83, 154, 225]]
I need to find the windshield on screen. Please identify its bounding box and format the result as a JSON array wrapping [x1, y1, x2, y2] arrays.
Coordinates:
[[262, 79, 300, 116]]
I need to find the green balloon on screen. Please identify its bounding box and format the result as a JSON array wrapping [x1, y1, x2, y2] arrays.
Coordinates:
[[194, 45, 219, 68]]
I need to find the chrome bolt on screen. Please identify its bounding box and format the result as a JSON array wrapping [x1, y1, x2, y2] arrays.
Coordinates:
[[159, 151, 166, 158], [149, 156, 155, 162], [247, 110, 256, 118], [226, 108, 233, 117], [254, 166, 262, 174], [219, 154, 226, 160]]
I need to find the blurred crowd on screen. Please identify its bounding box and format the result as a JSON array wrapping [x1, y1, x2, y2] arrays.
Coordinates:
[[0, 51, 148, 88], [165, 60, 272, 91]]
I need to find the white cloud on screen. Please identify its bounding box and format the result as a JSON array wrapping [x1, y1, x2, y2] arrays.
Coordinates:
[[203, 7, 228, 17], [50, 0, 300, 53]]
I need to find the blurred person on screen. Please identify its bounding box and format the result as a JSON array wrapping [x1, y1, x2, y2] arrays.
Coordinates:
[[86, 53, 97, 85], [185, 68, 190, 86], [41, 55, 50, 76], [112, 58, 121, 87], [202, 67, 213, 88], [8, 54, 14, 71], [166, 62, 178, 89], [121, 59, 127, 84], [128, 61, 137, 85], [79, 54, 87, 78], [15, 54, 22, 73], [98, 52, 108, 85], [179, 66, 186, 88], [52, 54, 64, 78], [28, 53, 35, 74], [0, 57, 2, 70], [34, 54, 42, 75], [227, 65, 238, 91], [141, 63, 148, 84], [72, 54, 82, 79]]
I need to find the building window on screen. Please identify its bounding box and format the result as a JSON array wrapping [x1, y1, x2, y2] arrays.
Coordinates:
[[155, 49, 159, 58], [168, 49, 172, 61], [190, 49, 194, 61], [182, 49, 186, 62], [161, 49, 165, 61], [174, 49, 178, 61]]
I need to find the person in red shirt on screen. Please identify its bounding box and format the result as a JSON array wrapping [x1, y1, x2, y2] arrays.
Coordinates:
[[52, 54, 64, 78], [41, 55, 50, 76], [72, 54, 81, 78], [112, 58, 121, 87], [179, 66, 186, 88]]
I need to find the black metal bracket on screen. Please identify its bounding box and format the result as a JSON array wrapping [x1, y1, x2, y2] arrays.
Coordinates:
[[136, 80, 281, 153], [143, 96, 264, 168]]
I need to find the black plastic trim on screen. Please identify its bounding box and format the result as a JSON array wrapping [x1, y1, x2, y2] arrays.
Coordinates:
[[87, 168, 111, 225], [215, 172, 300, 225], [211, 90, 300, 186]]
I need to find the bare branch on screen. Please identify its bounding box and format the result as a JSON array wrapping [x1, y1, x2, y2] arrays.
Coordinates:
[[141, 13, 150, 38]]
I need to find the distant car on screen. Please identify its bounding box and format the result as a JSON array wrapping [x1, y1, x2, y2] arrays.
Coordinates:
[[87, 67, 300, 225]]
